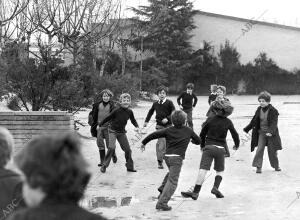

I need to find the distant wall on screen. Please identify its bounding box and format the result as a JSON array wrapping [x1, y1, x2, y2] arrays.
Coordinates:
[[191, 12, 300, 70], [0, 112, 74, 148]]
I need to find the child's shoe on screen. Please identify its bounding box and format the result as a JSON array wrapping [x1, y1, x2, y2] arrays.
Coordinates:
[[181, 190, 199, 200], [100, 165, 106, 173], [256, 167, 262, 173], [275, 167, 281, 171], [211, 187, 224, 198], [112, 155, 118, 163], [156, 203, 172, 211], [127, 168, 137, 172], [158, 161, 164, 169]]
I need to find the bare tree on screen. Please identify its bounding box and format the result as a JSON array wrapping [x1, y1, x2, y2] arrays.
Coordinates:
[[57, 0, 122, 65], [0, 0, 29, 44]]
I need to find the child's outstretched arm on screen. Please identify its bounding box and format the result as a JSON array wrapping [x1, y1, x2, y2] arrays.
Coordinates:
[[140, 129, 167, 152], [229, 121, 240, 149], [192, 93, 198, 107], [199, 123, 209, 148], [144, 103, 155, 127], [129, 110, 139, 128], [191, 131, 201, 145]]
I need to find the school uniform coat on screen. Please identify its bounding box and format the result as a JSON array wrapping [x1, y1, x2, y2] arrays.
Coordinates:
[[244, 104, 282, 152], [90, 101, 115, 137]]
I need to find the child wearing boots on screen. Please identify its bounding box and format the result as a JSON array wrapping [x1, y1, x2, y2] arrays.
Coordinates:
[[143, 86, 175, 169], [177, 83, 198, 129], [181, 99, 239, 200], [140, 110, 201, 211], [243, 91, 282, 173], [90, 89, 117, 167], [99, 93, 139, 173]]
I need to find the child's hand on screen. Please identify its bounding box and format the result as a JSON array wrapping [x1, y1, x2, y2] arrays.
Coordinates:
[[162, 118, 168, 124], [134, 127, 140, 133], [143, 122, 148, 127], [140, 144, 145, 152], [266, 133, 272, 137]]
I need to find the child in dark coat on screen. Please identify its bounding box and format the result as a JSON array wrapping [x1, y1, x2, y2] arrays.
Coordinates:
[[243, 91, 282, 173], [181, 100, 239, 200], [143, 86, 175, 169], [140, 110, 201, 211], [177, 83, 198, 129], [99, 93, 139, 173], [90, 89, 117, 167]]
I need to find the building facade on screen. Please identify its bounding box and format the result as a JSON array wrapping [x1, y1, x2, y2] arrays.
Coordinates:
[[190, 11, 300, 70]]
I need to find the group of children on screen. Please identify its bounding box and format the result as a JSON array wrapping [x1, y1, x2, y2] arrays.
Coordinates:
[[90, 84, 282, 211]]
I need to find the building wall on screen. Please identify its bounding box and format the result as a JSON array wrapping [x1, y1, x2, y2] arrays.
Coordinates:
[[190, 12, 300, 70]]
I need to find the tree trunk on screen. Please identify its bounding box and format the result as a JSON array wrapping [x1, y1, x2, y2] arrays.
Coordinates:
[[99, 58, 107, 77], [121, 40, 127, 75]]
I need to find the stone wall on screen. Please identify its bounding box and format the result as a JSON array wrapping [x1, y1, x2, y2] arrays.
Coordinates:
[[0, 111, 74, 149]]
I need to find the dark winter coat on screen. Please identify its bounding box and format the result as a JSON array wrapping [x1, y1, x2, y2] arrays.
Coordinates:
[[8, 198, 107, 220], [244, 104, 282, 152], [0, 168, 25, 220], [90, 101, 115, 137]]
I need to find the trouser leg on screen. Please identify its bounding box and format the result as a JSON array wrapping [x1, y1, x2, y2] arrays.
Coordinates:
[[117, 133, 134, 170], [103, 132, 117, 168], [252, 133, 267, 168], [157, 157, 182, 206]]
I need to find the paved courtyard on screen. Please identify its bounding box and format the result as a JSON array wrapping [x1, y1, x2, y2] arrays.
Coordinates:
[[76, 95, 300, 220]]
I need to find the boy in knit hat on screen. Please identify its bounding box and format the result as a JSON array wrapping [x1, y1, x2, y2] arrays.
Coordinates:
[[141, 110, 200, 211], [181, 99, 239, 200]]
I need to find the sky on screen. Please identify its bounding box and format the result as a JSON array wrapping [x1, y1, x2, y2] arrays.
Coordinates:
[[120, 0, 300, 27]]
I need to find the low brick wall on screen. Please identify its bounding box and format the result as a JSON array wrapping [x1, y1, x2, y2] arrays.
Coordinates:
[[0, 111, 74, 148]]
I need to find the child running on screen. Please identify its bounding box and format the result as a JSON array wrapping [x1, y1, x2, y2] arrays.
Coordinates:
[[99, 93, 139, 173], [90, 89, 117, 167], [140, 110, 201, 211], [243, 91, 282, 173], [205, 85, 231, 157], [177, 83, 198, 129], [181, 99, 239, 200], [143, 86, 175, 169]]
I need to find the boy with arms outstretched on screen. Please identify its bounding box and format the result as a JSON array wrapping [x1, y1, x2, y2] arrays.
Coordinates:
[[99, 93, 139, 173], [141, 110, 201, 211], [181, 99, 239, 200]]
